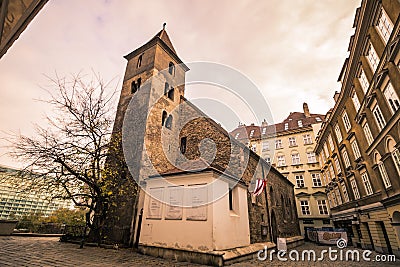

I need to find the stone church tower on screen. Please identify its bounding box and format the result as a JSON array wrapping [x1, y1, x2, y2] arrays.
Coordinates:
[[105, 25, 189, 245]]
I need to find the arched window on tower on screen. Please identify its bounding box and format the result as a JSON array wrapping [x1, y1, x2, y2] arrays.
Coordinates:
[[137, 54, 143, 68], [168, 87, 174, 100], [162, 111, 167, 126], [164, 82, 169, 95], [131, 78, 141, 94], [165, 115, 173, 129], [168, 62, 175, 75]]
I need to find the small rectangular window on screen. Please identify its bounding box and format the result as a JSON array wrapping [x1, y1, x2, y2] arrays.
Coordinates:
[[229, 189, 233, 210], [373, 105, 386, 131], [180, 137, 187, 154]]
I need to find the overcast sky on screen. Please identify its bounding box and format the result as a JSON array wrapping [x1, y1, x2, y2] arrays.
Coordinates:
[[0, 0, 361, 168]]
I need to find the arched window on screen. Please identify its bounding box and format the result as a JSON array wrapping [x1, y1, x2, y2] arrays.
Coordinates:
[[164, 82, 169, 95], [137, 54, 143, 68], [161, 111, 167, 126], [168, 88, 174, 100], [168, 62, 175, 75], [387, 138, 400, 176], [131, 78, 141, 94], [165, 115, 173, 129]]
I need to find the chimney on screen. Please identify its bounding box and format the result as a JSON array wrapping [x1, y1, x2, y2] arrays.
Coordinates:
[[303, 102, 311, 118], [333, 91, 340, 102], [261, 119, 268, 127]]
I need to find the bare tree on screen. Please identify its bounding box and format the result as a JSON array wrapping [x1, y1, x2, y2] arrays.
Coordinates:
[[5, 72, 126, 243]]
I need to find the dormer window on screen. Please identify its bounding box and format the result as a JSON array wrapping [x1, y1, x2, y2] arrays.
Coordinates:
[[284, 123, 288, 130], [168, 62, 175, 75], [137, 54, 143, 68], [249, 130, 254, 138], [298, 120, 303, 127]]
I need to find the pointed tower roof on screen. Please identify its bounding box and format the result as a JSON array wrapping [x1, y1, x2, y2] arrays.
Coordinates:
[[153, 26, 177, 54], [124, 24, 187, 71]]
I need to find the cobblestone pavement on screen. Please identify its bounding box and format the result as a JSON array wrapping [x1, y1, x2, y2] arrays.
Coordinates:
[[0, 236, 398, 266]]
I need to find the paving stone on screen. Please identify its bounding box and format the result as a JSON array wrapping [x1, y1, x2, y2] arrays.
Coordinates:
[[0, 237, 398, 266]]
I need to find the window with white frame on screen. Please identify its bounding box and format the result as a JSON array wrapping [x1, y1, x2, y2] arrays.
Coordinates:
[[317, 200, 329, 215], [303, 134, 312, 145], [373, 105, 386, 131], [235, 133, 240, 139], [366, 42, 379, 72], [298, 120, 303, 127], [251, 144, 257, 152], [351, 139, 362, 160], [275, 139, 283, 149], [342, 148, 351, 168], [307, 152, 317, 163], [335, 188, 342, 205], [292, 153, 301, 165], [361, 172, 373, 196], [289, 137, 297, 147], [341, 182, 350, 202], [334, 157, 342, 174], [300, 200, 311, 215], [265, 156, 271, 164], [262, 127, 267, 135], [342, 111, 351, 132], [352, 91, 361, 111], [312, 173, 322, 187], [359, 68, 370, 92], [376, 7, 393, 43], [329, 164, 335, 180], [350, 178, 360, 200], [262, 142, 269, 151], [324, 143, 329, 159], [277, 155, 286, 166], [316, 117, 322, 122], [362, 122, 374, 146], [383, 82, 400, 114], [328, 134, 335, 152], [295, 175, 305, 188], [284, 123, 289, 130], [249, 130, 255, 138], [334, 123, 343, 143], [331, 191, 338, 207], [378, 162, 391, 188], [391, 149, 400, 176]]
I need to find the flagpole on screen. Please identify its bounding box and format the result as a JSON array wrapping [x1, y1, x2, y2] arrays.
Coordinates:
[[261, 164, 273, 242]]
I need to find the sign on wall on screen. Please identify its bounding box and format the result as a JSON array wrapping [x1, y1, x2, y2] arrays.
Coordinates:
[[147, 187, 164, 219], [165, 186, 183, 220], [187, 184, 207, 221]]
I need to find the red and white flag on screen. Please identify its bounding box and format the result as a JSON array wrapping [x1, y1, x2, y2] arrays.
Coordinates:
[[253, 178, 266, 196]]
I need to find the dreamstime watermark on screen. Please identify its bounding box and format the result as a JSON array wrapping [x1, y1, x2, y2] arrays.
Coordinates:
[[257, 238, 397, 263]]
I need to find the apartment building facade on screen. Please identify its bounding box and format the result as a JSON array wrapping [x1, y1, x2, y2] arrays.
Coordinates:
[[231, 103, 332, 236], [314, 0, 400, 257]]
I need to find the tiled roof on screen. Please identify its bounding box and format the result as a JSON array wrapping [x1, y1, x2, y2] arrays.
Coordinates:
[[230, 112, 325, 140]]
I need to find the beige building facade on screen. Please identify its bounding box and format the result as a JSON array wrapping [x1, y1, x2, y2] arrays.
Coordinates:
[[231, 103, 332, 237], [314, 0, 400, 257]]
